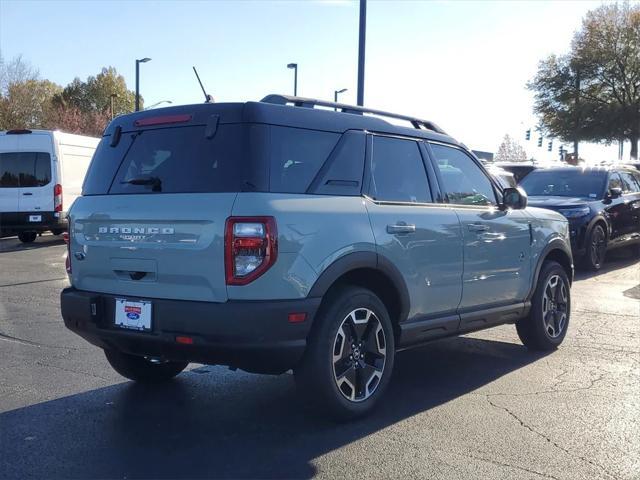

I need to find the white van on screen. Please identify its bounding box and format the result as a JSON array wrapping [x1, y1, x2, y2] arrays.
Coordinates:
[[0, 129, 99, 243]]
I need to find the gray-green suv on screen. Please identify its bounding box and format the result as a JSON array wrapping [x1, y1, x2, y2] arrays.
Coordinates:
[[61, 95, 574, 419]]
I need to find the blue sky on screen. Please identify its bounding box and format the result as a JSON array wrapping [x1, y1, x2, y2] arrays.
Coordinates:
[[0, 0, 634, 159]]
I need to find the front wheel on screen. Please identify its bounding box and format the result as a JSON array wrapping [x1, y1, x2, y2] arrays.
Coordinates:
[[582, 224, 607, 271], [295, 286, 395, 420], [104, 349, 188, 383], [516, 260, 571, 350]]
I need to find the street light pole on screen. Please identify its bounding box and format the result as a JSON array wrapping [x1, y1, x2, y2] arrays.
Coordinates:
[[287, 63, 298, 96], [357, 0, 367, 106], [110, 93, 119, 120], [135, 57, 151, 112], [334, 88, 348, 111]]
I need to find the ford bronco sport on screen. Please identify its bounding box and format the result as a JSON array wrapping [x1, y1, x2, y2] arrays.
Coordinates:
[[61, 95, 573, 419]]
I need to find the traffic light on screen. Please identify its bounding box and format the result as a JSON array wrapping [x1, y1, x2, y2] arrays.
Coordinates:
[[537, 137, 543, 147], [525, 129, 531, 141], [548, 140, 553, 152]]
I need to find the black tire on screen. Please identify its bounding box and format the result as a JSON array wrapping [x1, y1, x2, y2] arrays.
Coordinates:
[[517, 260, 571, 351], [582, 224, 607, 271], [294, 286, 395, 421], [18, 232, 37, 243], [51, 229, 64, 236], [104, 349, 188, 383]]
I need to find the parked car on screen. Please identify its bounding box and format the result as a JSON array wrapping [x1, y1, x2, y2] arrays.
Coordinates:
[[520, 166, 640, 270], [61, 96, 573, 419], [495, 162, 537, 183], [0, 129, 99, 242]]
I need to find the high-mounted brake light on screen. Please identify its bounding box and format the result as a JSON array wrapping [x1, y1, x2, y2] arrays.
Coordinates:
[[134, 114, 192, 127], [54, 184, 63, 212], [225, 217, 278, 286]]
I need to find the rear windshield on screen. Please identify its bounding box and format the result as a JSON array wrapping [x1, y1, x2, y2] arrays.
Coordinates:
[[83, 124, 266, 195], [0, 152, 51, 188], [520, 170, 607, 199], [83, 123, 342, 196]]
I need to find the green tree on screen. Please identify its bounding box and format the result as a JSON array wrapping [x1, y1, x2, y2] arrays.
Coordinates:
[[55, 66, 138, 118], [529, 2, 640, 159], [0, 53, 62, 130]]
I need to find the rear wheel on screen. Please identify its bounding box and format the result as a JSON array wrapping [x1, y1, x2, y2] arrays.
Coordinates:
[[18, 232, 37, 243], [104, 349, 188, 383], [51, 229, 64, 236], [582, 224, 607, 271], [295, 286, 395, 420], [517, 260, 571, 350]]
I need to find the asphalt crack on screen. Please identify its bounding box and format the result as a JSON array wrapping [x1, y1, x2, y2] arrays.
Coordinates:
[[0, 277, 67, 288], [458, 451, 560, 480], [485, 395, 620, 480]]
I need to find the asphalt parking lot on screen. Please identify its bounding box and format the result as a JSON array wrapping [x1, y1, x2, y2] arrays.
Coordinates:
[[0, 235, 638, 480]]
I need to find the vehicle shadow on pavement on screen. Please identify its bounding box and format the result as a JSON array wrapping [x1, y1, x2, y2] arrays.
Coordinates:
[[0, 235, 65, 253], [573, 249, 639, 282], [0, 336, 549, 479]]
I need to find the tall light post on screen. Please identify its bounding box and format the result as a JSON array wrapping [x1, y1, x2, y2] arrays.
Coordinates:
[[334, 88, 347, 111], [135, 57, 151, 111], [109, 93, 119, 120], [357, 0, 367, 106], [287, 63, 298, 96]]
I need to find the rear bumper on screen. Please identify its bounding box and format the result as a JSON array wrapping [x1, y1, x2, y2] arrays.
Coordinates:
[[60, 288, 321, 374], [0, 211, 66, 234]]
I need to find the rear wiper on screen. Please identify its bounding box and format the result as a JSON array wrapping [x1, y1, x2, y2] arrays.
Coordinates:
[[121, 176, 162, 192]]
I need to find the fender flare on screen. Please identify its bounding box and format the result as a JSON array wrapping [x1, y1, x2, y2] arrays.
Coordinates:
[[308, 251, 411, 323], [526, 238, 573, 301], [585, 214, 610, 245]]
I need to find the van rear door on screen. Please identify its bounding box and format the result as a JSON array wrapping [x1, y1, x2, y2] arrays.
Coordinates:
[[15, 133, 55, 214]]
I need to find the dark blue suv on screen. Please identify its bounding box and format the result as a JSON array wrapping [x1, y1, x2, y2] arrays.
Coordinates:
[[521, 166, 640, 270]]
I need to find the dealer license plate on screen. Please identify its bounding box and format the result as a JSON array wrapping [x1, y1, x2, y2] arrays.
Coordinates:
[[114, 299, 152, 331]]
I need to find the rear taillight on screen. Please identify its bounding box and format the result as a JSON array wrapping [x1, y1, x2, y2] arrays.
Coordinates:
[[225, 217, 277, 286], [54, 184, 63, 212], [63, 231, 71, 274]]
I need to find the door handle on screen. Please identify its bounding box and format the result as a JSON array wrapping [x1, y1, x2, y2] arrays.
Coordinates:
[[387, 224, 416, 234], [22, 192, 33, 196], [468, 223, 490, 232]]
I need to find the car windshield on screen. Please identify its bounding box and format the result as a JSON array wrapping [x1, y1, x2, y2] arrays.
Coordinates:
[[520, 169, 607, 198]]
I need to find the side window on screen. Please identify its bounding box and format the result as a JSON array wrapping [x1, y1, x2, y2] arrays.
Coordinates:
[[430, 144, 496, 206], [608, 173, 623, 191], [619, 171, 640, 193], [369, 136, 431, 203], [269, 127, 340, 194]]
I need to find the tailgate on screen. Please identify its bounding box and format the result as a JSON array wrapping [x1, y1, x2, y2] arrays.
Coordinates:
[[69, 193, 236, 302]]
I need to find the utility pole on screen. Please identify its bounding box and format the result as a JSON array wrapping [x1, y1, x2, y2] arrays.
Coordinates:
[[574, 67, 580, 159], [357, 0, 367, 106], [109, 93, 118, 120]]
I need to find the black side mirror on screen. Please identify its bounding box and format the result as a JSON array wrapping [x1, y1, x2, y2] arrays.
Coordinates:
[[503, 187, 528, 210], [608, 187, 623, 199]]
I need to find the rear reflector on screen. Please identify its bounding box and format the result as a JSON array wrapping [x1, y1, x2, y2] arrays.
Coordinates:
[[134, 114, 192, 127], [175, 336, 194, 345], [288, 313, 307, 323]]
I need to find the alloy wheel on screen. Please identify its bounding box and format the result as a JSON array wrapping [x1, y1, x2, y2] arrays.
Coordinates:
[[332, 308, 387, 402], [542, 274, 568, 338], [590, 227, 606, 268]]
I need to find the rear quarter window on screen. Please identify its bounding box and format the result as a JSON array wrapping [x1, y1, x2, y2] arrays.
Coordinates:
[[269, 127, 340, 193]]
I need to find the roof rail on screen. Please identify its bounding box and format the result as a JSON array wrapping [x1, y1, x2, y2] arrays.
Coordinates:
[[260, 94, 447, 135]]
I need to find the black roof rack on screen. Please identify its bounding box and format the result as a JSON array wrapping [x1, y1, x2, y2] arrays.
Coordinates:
[[261, 94, 447, 135]]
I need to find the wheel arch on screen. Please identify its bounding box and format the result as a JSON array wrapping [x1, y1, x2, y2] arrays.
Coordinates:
[[527, 240, 574, 301], [308, 252, 410, 338]]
